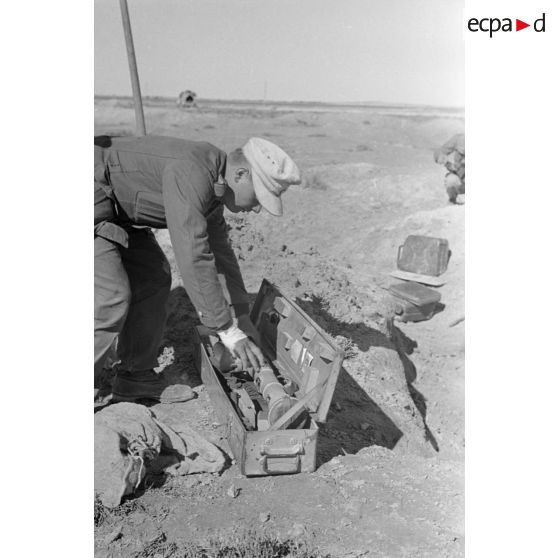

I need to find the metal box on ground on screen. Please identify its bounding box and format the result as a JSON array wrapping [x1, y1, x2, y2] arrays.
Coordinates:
[[397, 235, 450, 277], [389, 281, 442, 323], [194, 279, 344, 476]]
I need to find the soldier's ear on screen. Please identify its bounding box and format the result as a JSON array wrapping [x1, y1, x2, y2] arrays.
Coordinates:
[[234, 167, 251, 182]]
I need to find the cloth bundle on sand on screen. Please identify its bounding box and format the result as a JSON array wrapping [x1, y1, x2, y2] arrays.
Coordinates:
[[95, 402, 225, 507]]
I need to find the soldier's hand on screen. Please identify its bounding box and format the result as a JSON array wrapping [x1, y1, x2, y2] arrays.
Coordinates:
[[232, 337, 266, 372], [217, 322, 265, 372]]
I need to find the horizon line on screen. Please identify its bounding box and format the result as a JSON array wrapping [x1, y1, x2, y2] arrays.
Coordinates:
[[94, 94, 465, 112]]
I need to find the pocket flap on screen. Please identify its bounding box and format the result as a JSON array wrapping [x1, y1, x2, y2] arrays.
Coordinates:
[[134, 191, 166, 228], [94, 221, 129, 248]]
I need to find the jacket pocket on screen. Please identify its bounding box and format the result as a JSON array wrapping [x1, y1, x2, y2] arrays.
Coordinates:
[[94, 182, 116, 224], [134, 191, 167, 228], [94, 221, 129, 248]]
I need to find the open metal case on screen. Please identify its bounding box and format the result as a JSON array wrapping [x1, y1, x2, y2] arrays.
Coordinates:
[[194, 279, 344, 476]]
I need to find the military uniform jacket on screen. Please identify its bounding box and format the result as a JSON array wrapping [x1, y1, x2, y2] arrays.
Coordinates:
[[94, 135, 250, 330]]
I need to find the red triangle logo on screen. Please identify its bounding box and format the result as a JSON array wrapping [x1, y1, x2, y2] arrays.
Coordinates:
[[516, 19, 530, 31]]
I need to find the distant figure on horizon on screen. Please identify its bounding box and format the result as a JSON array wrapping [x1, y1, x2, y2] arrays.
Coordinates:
[[434, 133, 465, 204], [177, 89, 197, 108]]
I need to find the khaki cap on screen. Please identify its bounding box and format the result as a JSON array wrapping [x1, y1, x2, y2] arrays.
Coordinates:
[[242, 138, 301, 216]]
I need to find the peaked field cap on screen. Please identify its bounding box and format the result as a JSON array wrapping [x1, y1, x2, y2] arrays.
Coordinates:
[[241, 137, 301, 216]]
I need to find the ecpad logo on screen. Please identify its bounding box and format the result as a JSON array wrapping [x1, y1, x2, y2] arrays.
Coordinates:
[[468, 13, 546, 37]]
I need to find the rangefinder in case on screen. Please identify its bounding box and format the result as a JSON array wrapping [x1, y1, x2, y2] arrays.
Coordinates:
[[194, 279, 344, 476]]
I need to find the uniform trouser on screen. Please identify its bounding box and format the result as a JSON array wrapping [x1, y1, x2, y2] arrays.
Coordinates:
[[94, 227, 172, 386], [445, 172, 465, 200]]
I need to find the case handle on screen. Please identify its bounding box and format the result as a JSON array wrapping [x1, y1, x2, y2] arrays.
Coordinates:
[[259, 442, 303, 474], [260, 454, 301, 474], [261, 442, 303, 457]]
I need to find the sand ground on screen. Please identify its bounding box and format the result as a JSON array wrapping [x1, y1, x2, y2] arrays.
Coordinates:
[[94, 97, 464, 557]]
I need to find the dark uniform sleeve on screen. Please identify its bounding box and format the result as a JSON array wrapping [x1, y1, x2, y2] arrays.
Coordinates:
[[162, 161, 234, 330], [206, 205, 251, 317]]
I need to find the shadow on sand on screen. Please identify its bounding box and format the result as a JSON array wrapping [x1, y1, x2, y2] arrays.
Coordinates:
[[295, 295, 439, 462], [157, 286, 205, 388]]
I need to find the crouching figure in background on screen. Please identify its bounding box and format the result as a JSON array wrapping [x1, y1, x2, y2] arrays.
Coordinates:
[[434, 133, 465, 204]]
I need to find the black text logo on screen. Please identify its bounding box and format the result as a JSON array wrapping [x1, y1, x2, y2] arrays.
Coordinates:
[[468, 13, 546, 37]]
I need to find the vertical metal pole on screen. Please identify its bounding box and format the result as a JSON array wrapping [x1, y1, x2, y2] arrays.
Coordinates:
[[119, 0, 146, 136]]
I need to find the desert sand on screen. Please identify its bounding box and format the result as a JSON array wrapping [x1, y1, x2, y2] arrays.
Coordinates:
[[94, 96, 464, 557]]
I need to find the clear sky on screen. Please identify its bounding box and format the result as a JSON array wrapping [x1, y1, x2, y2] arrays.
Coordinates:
[[95, 0, 464, 107]]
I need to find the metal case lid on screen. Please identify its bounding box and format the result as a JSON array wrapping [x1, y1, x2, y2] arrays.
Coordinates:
[[250, 279, 344, 423], [397, 234, 450, 277]]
